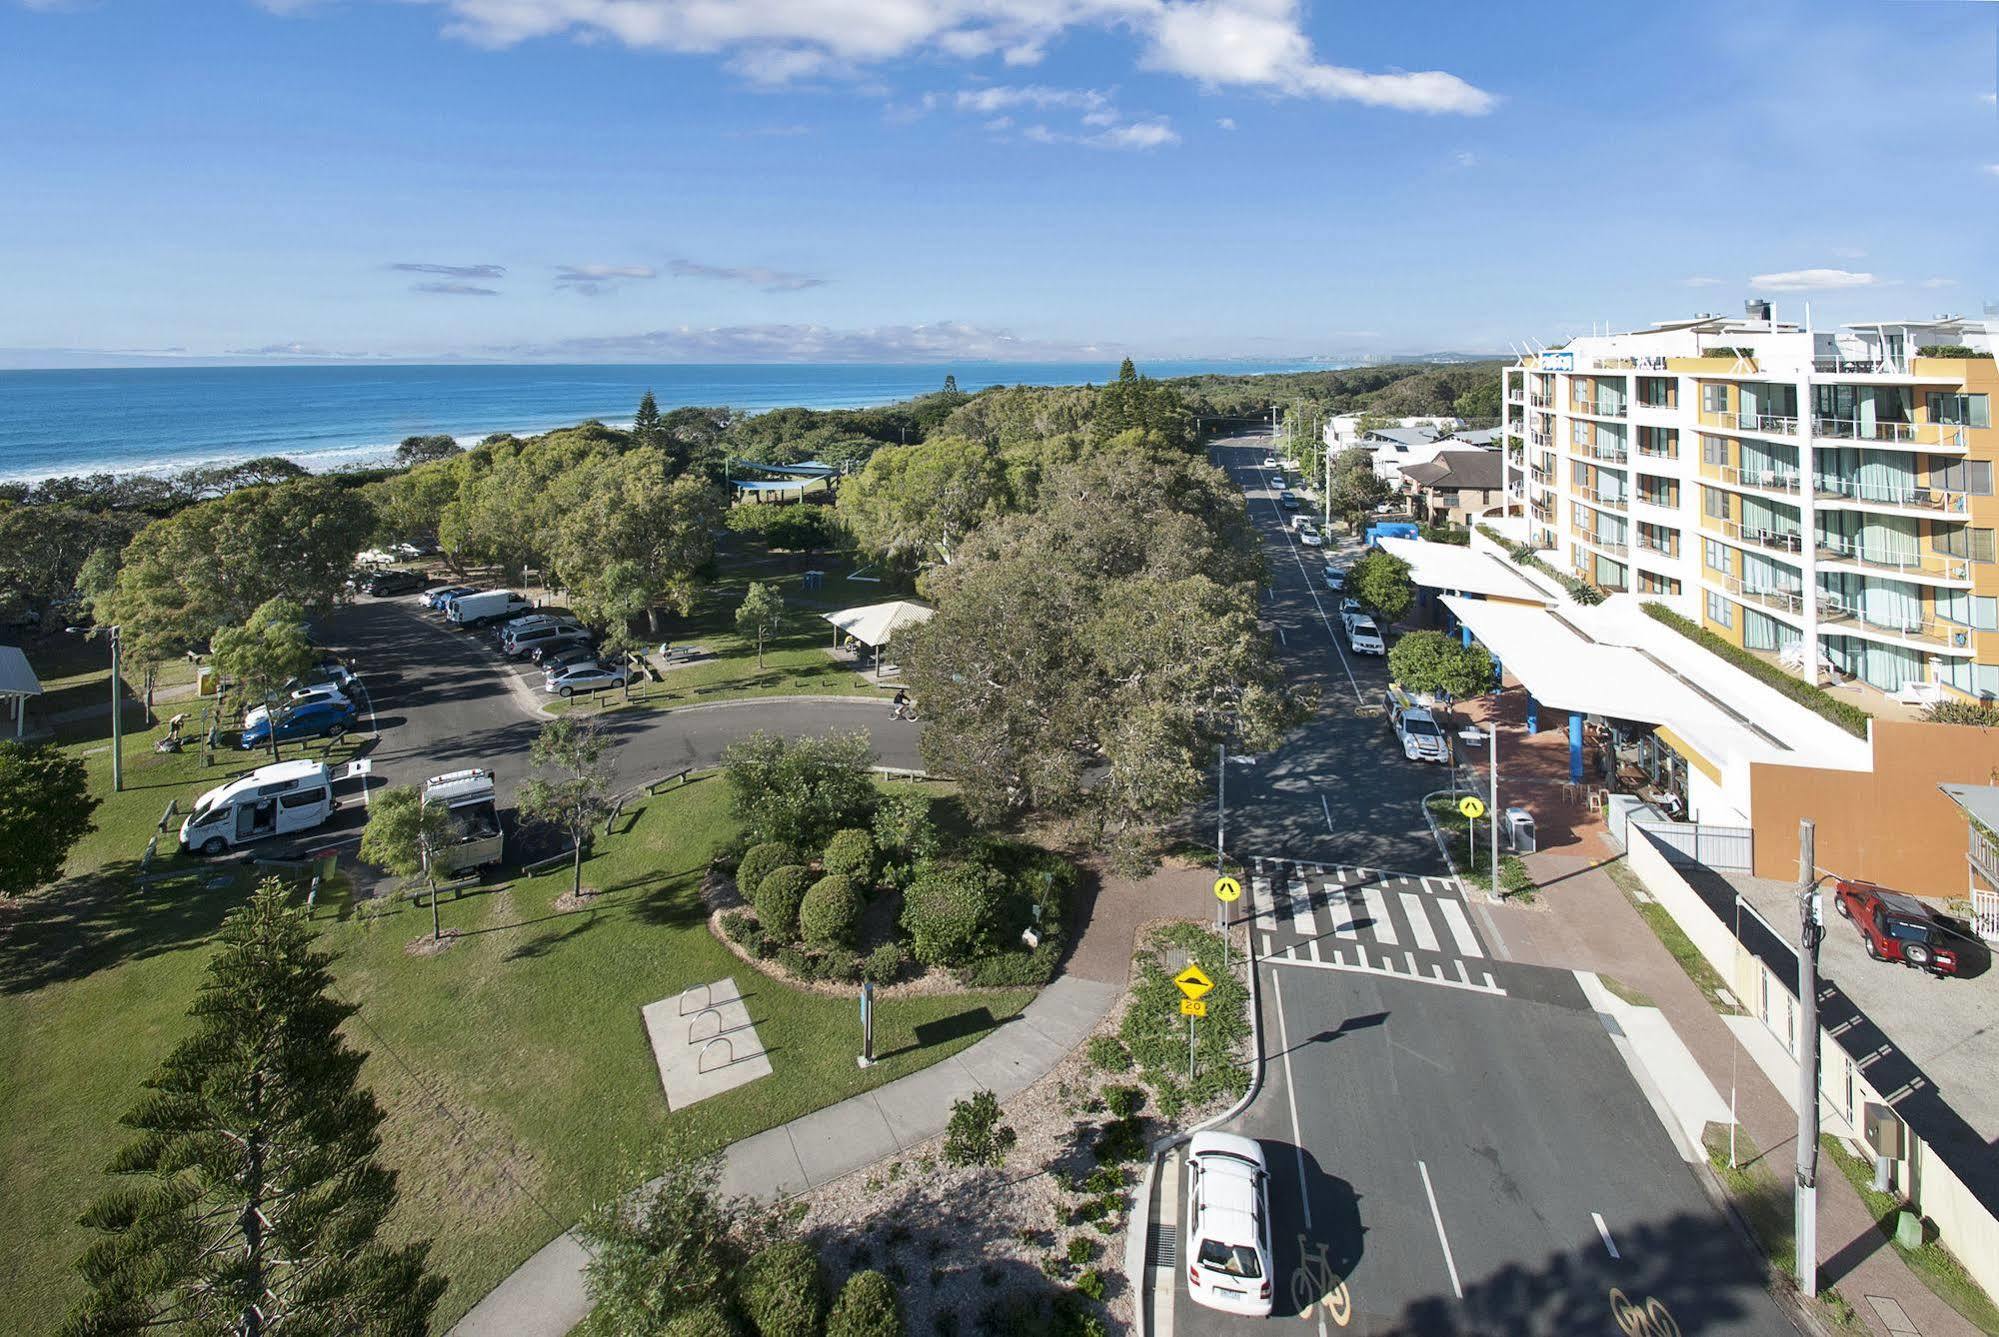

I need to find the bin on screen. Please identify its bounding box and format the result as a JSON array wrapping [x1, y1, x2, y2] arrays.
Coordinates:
[[1504, 807, 1537, 854]]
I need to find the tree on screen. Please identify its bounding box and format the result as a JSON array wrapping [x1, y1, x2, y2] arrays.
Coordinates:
[[836, 436, 1007, 568], [741, 1238, 824, 1337], [393, 434, 463, 468], [721, 730, 878, 850], [1387, 630, 1494, 700], [1452, 379, 1503, 423], [1346, 551, 1415, 625], [0, 741, 98, 899], [1328, 458, 1389, 530], [211, 597, 320, 760], [358, 786, 455, 941], [941, 373, 958, 395], [735, 581, 785, 670], [518, 718, 614, 901], [902, 860, 1007, 966], [65, 879, 444, 1336], [632, 389, 663, 449]]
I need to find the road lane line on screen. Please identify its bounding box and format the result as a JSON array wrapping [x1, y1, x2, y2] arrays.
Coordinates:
[[1260, 488, 1363, 704], [1276, 625, 1287, 646], [1263, 934, 1273, 956], [1418, 1161, 1464, 1298], [1360, 884, 1398, 945], [1437, 899, 1484, 957], [1271, 970, 1314, 1231], [1400, 892, 1440, 952], [1307, 937, 1321, 963], [1321, 792, 1335, 834], [1593, 1212, 1621, 1259]]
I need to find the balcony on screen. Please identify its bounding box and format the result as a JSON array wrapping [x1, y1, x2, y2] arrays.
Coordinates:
[[1571, 400, 1629, 420], [1529, 394, 1553, 408], [1813, 356, 1909, 376], [1813, 475, 1969, 514], [1700, 410, 1800, 436], [1813, 538, 1974, 585], [1507, 391, 1526, 406], [1530, 500, 1555, 524], [1636, 440, 1678, 460], [1576, 440, 1629, 464], [1702, 462, 1802, 496], [1818, 602, 1972, 652], [1718, 575, 1808, 621], [1575, 485, 1629, 513], [1811, 417, 1970, 452], [1633, 489, 1679, 511], [1529, 430, 1553, 448], [1710, 518, 1806, 558], [1571, 524, 1630, 556], [1529, 465, 1553, 485], [1636, 531, 1680, 559]]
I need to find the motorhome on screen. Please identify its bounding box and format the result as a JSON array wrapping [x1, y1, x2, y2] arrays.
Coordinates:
[[1384, 685, 1449, 762], [421, 769, 505, 876], [178, 758, 365, 856], [447, 590, 532, 626]]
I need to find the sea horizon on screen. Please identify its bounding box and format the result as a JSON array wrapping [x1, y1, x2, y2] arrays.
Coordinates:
[[0, 359, 1322, 485]]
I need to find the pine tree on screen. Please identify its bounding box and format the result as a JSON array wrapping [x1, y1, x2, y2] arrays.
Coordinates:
[[633, 389, 663, 448], [941, 373, 958, 395], [65, 879, 444, 1337]]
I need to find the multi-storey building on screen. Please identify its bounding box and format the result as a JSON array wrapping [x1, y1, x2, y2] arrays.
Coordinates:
[[1501, 304, 1999, 701]]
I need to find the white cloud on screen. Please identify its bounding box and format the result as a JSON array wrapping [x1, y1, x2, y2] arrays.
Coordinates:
[[407, 0, 1493, 111], [1680, 276, 1727, 288], [1217, 116, 1236, 130], [1986, 164, 1999, 178], [954, 84, 1109, 114], [487, 319, 1111, 363], [669, 259, 827, 292], [1092, 119, 1179, 149], [554, 264, 659, 294], [1749, 268, 1877, 292], [949, 82, 1175, 149], [1983, 93, 1997, 107], [1452, 150, 1476, 168], [1918, 277, 1957, 290]]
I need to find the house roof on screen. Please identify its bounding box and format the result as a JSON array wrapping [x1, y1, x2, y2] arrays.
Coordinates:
[[824, 600, 935, 648], [1448, 427, 1503, 447], [1939, 783, 1999, 832], [1377, 537, 1550, 604], [0, 646, 43, 699], [1365, 427, 1445, 448], [1402, 449, 1504, 491]]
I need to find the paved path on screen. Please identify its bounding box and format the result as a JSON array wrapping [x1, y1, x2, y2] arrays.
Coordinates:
[[1488, 853, 1983, 1337]]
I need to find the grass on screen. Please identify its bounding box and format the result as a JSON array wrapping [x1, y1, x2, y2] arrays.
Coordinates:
[[1700, 1124, 1866, 1335], [1604, 859, 1740, 1014], [1423, 796, 1535, 900], [1596, 974, 1656, 1009], [1820, 1135, 1999, 1334], [0, 770, 1031, 1331]]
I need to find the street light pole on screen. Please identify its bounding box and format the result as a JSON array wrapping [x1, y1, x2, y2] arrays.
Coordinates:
[[1795, 819, 1822, 1298], [109, 625, 124, 793], [1488, 722, 1499, 899], [1217, 740, 1229, 972]]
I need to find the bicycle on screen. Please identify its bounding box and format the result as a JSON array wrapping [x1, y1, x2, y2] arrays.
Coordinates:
[[1291, 1235, 1352, 1327]]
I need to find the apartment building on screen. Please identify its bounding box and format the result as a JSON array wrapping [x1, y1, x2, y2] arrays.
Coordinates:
[[1501, 305, 1999, 701]]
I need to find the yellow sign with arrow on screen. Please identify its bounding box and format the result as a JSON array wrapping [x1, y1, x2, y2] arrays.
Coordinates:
[[1458, 796, 1487, 820], [1213, 875, 1242, 903]]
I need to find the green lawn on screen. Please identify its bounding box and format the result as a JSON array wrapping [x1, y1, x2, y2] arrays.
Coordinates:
[[0, 770, 1032, 1331]]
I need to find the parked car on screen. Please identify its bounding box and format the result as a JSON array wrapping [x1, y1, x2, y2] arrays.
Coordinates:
[[528, 629, 596, 663], [1268, 472, 1287, 490], [1298, 521, 1323, 547], [1346, 615, 1385, 655], [239, 698, 357, 750], [1835, 880, 1987, 978], [286, 656, 355, 695], [495, 612, 572, 642], [544, 661, 631, 697], [179, 758, 341, 856], [537, 642, 600, 672], [421, 769, 504, 876], [243, 684, 350, 730], [363, 568, 425, 596], [447, 590, 532, 626], [1260, 454, 1278, 469], [1183, 1132, 1273, 1316], [1279, 491, 1301, 511], [1339, 597, 1363, 620], [502, 621, 586, 658], [1323, 564, 1347, 591], [424, 584, 476, 610]]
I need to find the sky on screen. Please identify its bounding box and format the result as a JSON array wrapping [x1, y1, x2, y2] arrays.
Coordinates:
[[1, 0, 1995, 365]]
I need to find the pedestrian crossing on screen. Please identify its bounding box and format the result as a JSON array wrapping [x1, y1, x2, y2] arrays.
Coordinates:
[[1246, 858, 1505, 997]]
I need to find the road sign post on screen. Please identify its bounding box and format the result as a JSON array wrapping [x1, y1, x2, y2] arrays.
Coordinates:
[[1174, 963, 1215, 1083], [1458, 795, 1487, 876], [858, 980, 875, 1069], [1213, 875, 1241, 972]]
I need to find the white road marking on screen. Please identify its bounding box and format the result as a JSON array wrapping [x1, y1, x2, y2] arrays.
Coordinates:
[[1419, 1160, 1464, 1298], [1276, 625, 1287, 646], [1334, 866, 1350, 883], [1360, 884, 1398, 946], [1272, 970, 1315, 1231], [1405, 950, 1419, 975], [1593, 1212, 1621, 1259], [1291, 883, 1317, 936], [1321, 792, 1335, 834], [1258, 483, 1363, 704], [1328, 888, 1359, 939], [1437, 899, 1485, 957], [1455, 960, 1472, 984], [1266, 952, 1509, 997], [1307, 937, 1322, 963], [1263, 934, 1274, 956], [1400, 892, 1440, 952]]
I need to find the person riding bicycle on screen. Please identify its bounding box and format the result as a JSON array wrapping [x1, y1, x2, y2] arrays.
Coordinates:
[[891, 689, 912, 720]]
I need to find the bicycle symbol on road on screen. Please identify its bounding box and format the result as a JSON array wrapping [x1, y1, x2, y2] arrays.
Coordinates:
[[1292, 1235, 1352, 1327], [1609, 1288, 1680, 1337]]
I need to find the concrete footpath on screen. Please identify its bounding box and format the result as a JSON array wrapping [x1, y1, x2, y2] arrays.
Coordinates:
[[1488, 853, 1983, 1337]]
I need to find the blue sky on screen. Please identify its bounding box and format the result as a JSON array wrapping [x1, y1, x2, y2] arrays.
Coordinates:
[[1, 0, 1994, 364]]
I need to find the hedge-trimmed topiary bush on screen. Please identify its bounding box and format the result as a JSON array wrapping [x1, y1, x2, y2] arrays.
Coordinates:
[[755, 865, 814, 941], [799, 874, 864, 948], [664, 1303, 739, 1337], [861, 943, 906, 985], [738, 841, 802, 902], [821, 827, 878, 885], [826, 1268, 904, 1337], [740, 1238, 824, 1337], [901, 860, 1007, 966]]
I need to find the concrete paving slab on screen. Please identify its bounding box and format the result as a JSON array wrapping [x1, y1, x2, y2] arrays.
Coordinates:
[[643, 977, 771, 1110], [716, 1125, 810, 1200], [872, 1055, 984, 1147], [785, 1093, 902, 1187], [952, 1018, 1059, 1093], [1016, 977, 1118, 1051], [451, 1229, 591, 1337]]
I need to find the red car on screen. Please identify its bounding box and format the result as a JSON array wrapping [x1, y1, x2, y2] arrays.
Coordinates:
[[1834, 879, 1983, 978]]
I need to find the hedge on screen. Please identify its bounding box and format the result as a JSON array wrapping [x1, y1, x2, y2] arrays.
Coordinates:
[[1640, 602, 1872, 739], [799, 874, 863, 949], [826, 1270, 903, 1337], [1475, 523, 1603, 605], [740, 1239, 824, 1337], [755, 865, 814, 941], [821, 827, 877, 885], [737, 841, 802, 902]]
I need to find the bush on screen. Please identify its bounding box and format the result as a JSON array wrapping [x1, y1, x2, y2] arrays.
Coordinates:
[[822, 951, 864, 984], [756, 865, 814, 940], [1917, 345, 1979, 358], [943, 1090, 1016, 1168], [721, 909, 768, 957], [723, 730, 880, 849], [861, 943, 907, 985], [776, 945, 815, 978], [822, 827, 878, 885], [954, 937, 1061, 988], [581, 1154, 766, 1336], [827, 1269, 904, 1337], [902, 860, 1007, 966], [1066, 1236, 1096, 1265], [1640, 602, 1872, 738], [1073, 1269, 1106, 1302], [1086, 1036, 1131, 1073], [1093, 1117, 1146, 1165], [1102, 1084, 1144, 1119], [741, 1238, 825, 1337], [1923, 698, 1999, 727], [664, 1304, 740, 1337], [800, 875, 864, 948], [871, 790, 939, 865], [738, 841, 802, 902]]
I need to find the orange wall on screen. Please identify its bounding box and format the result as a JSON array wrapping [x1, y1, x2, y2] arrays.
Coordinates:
[[1750, 720, 1999, 894]]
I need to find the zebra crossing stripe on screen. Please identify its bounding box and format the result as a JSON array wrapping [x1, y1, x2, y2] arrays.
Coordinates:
[[1399, 892, 1440, 952], [1306, 937, 1321, 963], [1290, 883, 1316, 935], [1360, 884, 1397, 946], [1437, 899, 1484, 958], [1328, 887, 1359, 939]]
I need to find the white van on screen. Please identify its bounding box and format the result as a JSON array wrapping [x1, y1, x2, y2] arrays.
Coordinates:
[[447, 590, 532, 626], [1346, 616, 1386, 655], [421, 769, 505, 876], [178, 758, 363, 856]]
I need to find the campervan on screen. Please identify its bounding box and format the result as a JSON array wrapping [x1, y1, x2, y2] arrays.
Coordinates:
[[446, 590, 533, 626], [178, 759, 356, 856], [421, 769, 505, 876]]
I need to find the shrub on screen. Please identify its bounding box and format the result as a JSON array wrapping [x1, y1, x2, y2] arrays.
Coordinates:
[[822, 952, 864, 984], [664, 1304, 740, 1337], [800, 875, 864, 948], [943, 1090, 1016, 1169], [756, 865, 814, 940], [902, 861, 1007, 966], [822, 827, 879, 885], [741, 1238, 825, 1337], [827, 1269, 904, 1337], [1065, 1237, 1095, 1265], [1102, 1084, 1144, 1119], [1640, 602, 1872, 739], [954, 937, 1061, 988], [862, 943, 907, 985], [775, 945, 815, 978], [1086, 1036, 1130, 1073], [871, 790, 939, 865], [1917, 344, 1979, 358], [738, 841, 802, 902], [1073, 1270, 1106, 1303], [1923, 698, 1999, 727], [581, 1153, 767, 1336], [720, 908, 757, 942], [1093, 1117, 1145, 1165], [723, 730, 880, 849]]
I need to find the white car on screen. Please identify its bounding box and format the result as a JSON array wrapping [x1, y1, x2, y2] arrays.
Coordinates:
[[1184, 1132, 1273, 1316], [1299, 524, 1324, 548], [544, 661, 631, 697], [1323, 564, 1346, 591], [1339, 597, 1363, 620], [243, 685, 351, 730], [1347, 615, 1386, 655], [1260, 454, 1278, 470]]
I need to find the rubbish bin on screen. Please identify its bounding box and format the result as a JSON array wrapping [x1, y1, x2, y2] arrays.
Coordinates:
[[1504, 807, 1537, 854]]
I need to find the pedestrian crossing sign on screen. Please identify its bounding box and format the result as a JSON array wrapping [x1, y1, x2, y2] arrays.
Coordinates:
[[1180, 998, 1208, 1017], [1213, 875, 1242, 903], [1458, 796, 1487, 820], [1173, 963, 1215, 1000]]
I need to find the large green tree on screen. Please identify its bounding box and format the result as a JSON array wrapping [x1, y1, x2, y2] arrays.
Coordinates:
[[211, 597, 322, 760], [357, 785, 455, 940], [734, 581, 785, 670], [557, 449, 723, 632], [1387, 630, 1494, 700], [0, 741, 98, 899], [836, 436, 1007, 568], [519, 718, 614, 901], [64, 879, 443, 1336], [721, 730, 878, 851], [1347, 551, 1416, 625]]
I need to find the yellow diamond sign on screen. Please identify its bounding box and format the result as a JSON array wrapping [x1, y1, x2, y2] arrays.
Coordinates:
[[1173, 963, 1215, 1001]]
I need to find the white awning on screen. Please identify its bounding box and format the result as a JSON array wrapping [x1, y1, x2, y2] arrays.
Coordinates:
[[1378, 536, 1552, 604], [824, 600, 935, 649], [0, 646, 43, 698]]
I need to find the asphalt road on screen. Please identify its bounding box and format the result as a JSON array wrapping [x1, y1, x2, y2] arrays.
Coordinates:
[[1205, 436, 1449, 875]]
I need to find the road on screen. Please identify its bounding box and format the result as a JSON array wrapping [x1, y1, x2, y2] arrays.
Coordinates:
[[1163, 437, 1795, 1336]]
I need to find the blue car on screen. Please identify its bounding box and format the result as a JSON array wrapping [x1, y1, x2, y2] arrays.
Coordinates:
[[240, 698, 358, 749]]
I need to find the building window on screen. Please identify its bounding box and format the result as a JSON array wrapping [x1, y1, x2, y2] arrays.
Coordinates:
[[1638, 572, 1682, 596], [1978, 664, 1999, 701], [1572, 419, 1590, 446], [1638, 376, 1675, 407], [1703, 486, 1730, 520], [1702, 384, 1730, 415], [1706, 591, 1735, 627], [1927, 392, 1991, 429], [1976, 597, 1999, 632], [1932, 459, 1994, 496], [1938, 527, 1998, 563], [1703, 538, 1731, 574]]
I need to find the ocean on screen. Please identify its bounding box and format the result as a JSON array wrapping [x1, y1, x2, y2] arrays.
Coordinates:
[[0, 360, 1310, 484]]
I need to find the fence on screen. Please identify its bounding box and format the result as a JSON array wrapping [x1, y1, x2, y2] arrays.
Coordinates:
[[1973, 888, 1999, 944], [1628, 818, 1754, 873]]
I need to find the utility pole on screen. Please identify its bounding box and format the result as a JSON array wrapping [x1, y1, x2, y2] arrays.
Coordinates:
[[1216, 741, 1228, 971], [1488, 723, 1500, 898], [1795, 818, 1822, 1298], [109, 625, 124, 793]]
